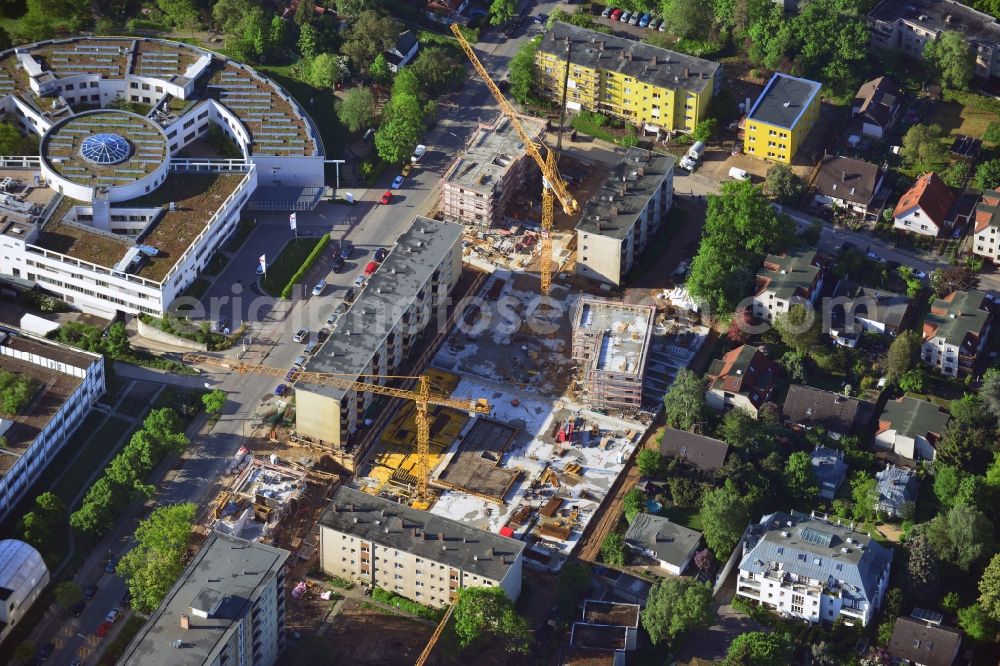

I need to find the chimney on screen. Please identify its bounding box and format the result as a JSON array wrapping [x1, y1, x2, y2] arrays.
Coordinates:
[[438, 532, 445, 541], [841, 170, 847, 183], [651, 54, 658, 65], [610, 204, 619, 216], [637, 166, 645, 176], [598, 40, 605, 50], [684, 67, 689, 77], [180, 614, 190, 630], [626, 51, 632, 62]]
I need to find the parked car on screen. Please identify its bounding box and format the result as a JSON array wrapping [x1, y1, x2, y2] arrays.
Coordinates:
[[364, 261, 379, 277], [340, 240, 353, 260], [104, 557, 116, 574], [609, 8, 623, 19], [411, 144, 427, 162], [379, 190, 392, 205], [658, 19, 667, 31], [952, 226, 964, 238], [69, 600, 86, 617], [334, 303, 348, 316], [639, 13, 651, 27], [331, 255, 345, 272], [293, 355, 306, 368], [83, 584, 98, 600], [354, 275, 366, 288], [601, 6, 613, 17], [649, 17, 662, 29], [391, 175, 404, 189], [293, 329, 309, 343], [533, 13, 546, 23], [619, 10, 631, 21], [274, 384, 287, 397], [255, 263, 264, 275], [96, 622, 111, 638], [105, 608, 121, 624], [311, 280, 326, 297], [344, 288, 356, 303], [317, 328, 330, 342], [866, 250, 884, 262], [374, 247, 388, 262], [326, 312, 339, 327], [284, 369, 297, 382], [912, 269, 928, 280], [630, 12, 641, 24]]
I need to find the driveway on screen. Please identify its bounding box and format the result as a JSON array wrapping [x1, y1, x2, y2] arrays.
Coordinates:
[[676, 602, 769, 663]]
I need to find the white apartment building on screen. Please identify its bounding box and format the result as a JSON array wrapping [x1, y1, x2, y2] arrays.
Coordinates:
[[0, 37, 324, 318], [920, 290, 992, 378], [117, 532, 289, 666], [294, 218, 464, 470], [0, 331, 104, 522], [868, 0, 1000, 79], [737, 511, 893, 627], [752, 247, 825, 323], [972, 189, 1000, 263], [575, 148, 674, 287], [318, 487, 524, 609]]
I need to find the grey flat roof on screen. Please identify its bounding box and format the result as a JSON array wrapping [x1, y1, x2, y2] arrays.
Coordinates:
[[297, 217, 462, 402], [442, 115, 544, 193], [870, 0, 1000, 45], [576, 147, 674, 239], [747, 72, 822, 130], [539, 22, 721, 95], [318, 487, 524, 581], [116, 532, 289, 666], [623, 512, 701, 567]]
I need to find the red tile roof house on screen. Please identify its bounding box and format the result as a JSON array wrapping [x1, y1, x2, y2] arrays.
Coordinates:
[[705, 345, 779, 418], [972, 189, 1000, 264], [424, 0, 470, 25], [892, 173, 956, 237]]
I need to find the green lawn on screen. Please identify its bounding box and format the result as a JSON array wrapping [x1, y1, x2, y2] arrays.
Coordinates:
[[661, 505, 704, 532], [930, 100, 996, 140], [51, 416, 132, 506], [260, 237, 325, 297]]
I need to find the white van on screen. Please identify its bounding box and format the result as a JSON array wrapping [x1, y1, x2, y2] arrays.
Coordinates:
[[728, 167, 750, 181]]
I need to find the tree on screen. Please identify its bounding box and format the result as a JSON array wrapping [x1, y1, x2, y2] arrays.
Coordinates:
[[748, 4, 794, 70], [636, 449, 663, 477], [453, 587, 530, 653], [924, 504, 995, 570], [337, 87, 376, 134], [979, 553, 1000, 621], [906, 533, 941, 603], [307, 53, 349, 90], [202, 389, 226, 416], [641, 578, 713, 645], [601, 533, 626, 565], [764, 163, 803, 203], [54, 581, 82, 608], [693, 548, 715, 574], [958, 603, 997, 642], [375, 114, 421, 164], [369, 53, 391, 86], [884, 331, 921, 385], [509, 37, 540, 105], [663, 369, 706, 430], [717, 408, 759, 449], [983, 369, 1000, 422], [298, 22, 319, 62], [934, 465, 965, 507], [336, 0, 374, 15], [661, 0, 714, 39], [488, 0, 516, 25], [898, 367, 926, 394], [701, 481, 749, 556], [974, 158, 1000, 190], [0, 369, 38, 417], [668, 477, 705, 508], [623, 488, 645, 523], [692, 118, 716, 144], [784, 451, 818, 500], [774, 303, 821, 356], [924, 31, 974, 90], [0, 123, 31, 155], [118, 503, 197, 613], [901, 124, 946, 168], [727, 307, 751, 344], [20, 492, 66, 557], [850, 472, 878, 522], [791, 0, 869, 93], [410, 48, 461, 96], [555, 562, 591, 624], [157, 0, 199, 29], [341, 11, 401, 74], [723, 631, 794, 666], [930, 265, 979, 296], [985, 122, 1000, 147]]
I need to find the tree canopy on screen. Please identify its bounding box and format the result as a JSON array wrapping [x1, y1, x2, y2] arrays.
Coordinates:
[[452, 586, 530, 653], [979, 553, 1000, 621], [884, 331, 921, 385], [923, 504, 995, 571], [784, 451, 818, 500], [337, 87, 377, 134], [508, 37, 541, 105], [774, 303, 821, 356], [901, 124, 946, 169], [340, 11, 401, 74], [663, 369, 707, 431], [601, 533, 626, 566], [118, 503, 197, 613], [640, 577, 713, 645], [764, 163, 803, 204], [924, 31, 974, 90], [723, 631, 794, 666], [488, 0, 516, 25], [975, 158, 1000, 190], [701, 481, 750, 556]]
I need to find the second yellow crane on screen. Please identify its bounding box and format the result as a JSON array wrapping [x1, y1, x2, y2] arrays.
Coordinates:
[[182, 353, 491, 507], [450, 24, 578, 295]]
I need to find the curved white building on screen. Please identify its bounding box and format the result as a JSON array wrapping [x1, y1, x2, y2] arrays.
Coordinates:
[[0, 539, 49, 646], [0, 37, 326, 317]]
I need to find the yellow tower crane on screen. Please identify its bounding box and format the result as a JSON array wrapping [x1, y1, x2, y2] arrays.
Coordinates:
[[182, 353, 491, 507], [450, 23, 579, 295], [414, 603, 455, 666]]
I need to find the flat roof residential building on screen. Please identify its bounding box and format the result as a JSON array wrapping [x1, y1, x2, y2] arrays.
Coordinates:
[[705, 345, 779, 418], [888, 615, 963, 666], [318, 487, 525, 609], [575, 148, 675, 286], [813, 155, 885, 216], [852, 76, 903, 139], [658, 428, 730, 473], [811, 446, 849, 500], [737, 511, 893, 627], [972, 189, 1000, 263], [535, 22, 721, 134], [828, 281, 914, 347], [752, 248, 825, 323], [0, 331, 104, 522], [439, 115, 545, 228], [623, 512, 701, 575], [868, 0, 1000, 79], [920, 290, 992, 378], [782, 385, 876, 440], [893, 173, 956, 237], [294, 218, 464, 470], [0, 37, 324, 318], [117, 532, 290, 666], [743, 72, 822, 164], [875, 396, 951, 461], [570, 297, 655, 413], [0, 540, 49, 645], [876, 464, 918, 519]]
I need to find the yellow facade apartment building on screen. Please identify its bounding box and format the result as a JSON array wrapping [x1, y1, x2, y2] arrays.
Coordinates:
[[743, 72, 822, 164], [535, 22, 721, 134]]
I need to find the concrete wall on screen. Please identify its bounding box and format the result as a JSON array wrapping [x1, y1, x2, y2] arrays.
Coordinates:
[[136, 317, 208, 351]]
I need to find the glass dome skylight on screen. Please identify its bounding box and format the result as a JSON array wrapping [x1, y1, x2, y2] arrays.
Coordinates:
[[80, 133, 132, 165]]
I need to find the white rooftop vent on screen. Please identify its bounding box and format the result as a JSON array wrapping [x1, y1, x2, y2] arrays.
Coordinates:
[[841, 547, 849, 553], [783, 101, 790, 107], [781, 531, 789, 537]]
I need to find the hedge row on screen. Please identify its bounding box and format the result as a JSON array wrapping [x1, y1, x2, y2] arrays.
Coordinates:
[[280, 233, 330, 299]]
